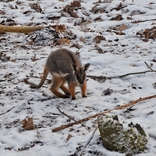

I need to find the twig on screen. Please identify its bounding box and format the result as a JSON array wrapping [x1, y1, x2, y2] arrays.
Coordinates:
[[57, 106, 76, 121], [42, 112, 61, 118], [144, 61, 154, 71], [57, 107, 90, 131], [79, 127, 98, 156], [42, 116, 57, 119], [113, 70, 156, 78], [52, 94, 156, 132], [0, 106, 15, 116], [87, 69, 156, 82], [42, 113, 61, 116], [132, 18, 156, 23]]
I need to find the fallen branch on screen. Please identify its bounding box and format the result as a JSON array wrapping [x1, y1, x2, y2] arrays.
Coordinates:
[[132, 18, 156, 24], [0, 24, 45, 33], [112, 70, 156, 78], [0, 106, 15, 116], [52, 94, 156, 132], [87, 69, 156, 82], [144, 61, 154, 72], [57, 106, 76, 121], [79, 127, 98, 156], [57, 106, 91, 131]]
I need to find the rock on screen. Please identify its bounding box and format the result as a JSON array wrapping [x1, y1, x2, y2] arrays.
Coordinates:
[[98, 114, 147, 156]]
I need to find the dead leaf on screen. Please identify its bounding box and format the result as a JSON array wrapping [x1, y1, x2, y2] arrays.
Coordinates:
[[117, 24, 128, 31], [69, 128, 75, 132], [151, 22, 156, 25], [54, 38, 70, 45], [93, 35, 106, 43], [52, 24, 66, 33], [22, 117, 35, 130], [148, 27, 156, 39], [63, 5, 79, 18], [66, 134, 73, 141], [136, 27, 156, 42], [113, 31, 125, 35], [111, 2, 125, 11], [30, 3, 42, 13], [79, 37, 86, 43], [70, 42, 82, 49], [70, 1, 81, 8], [91, 5, 98, 14], [0, 10, 5, 15], [127, 16, 133, 20], [0, 53, 10, 62], [27, 40, 34, 45], [94, 15, 103, 22], [110, 14, 123, 21]]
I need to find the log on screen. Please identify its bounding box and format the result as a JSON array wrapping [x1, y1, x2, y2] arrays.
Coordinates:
[[0, 24, 44, 33]]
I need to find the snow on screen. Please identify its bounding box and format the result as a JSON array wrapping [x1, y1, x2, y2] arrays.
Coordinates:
[[0, 0, 156, 155]]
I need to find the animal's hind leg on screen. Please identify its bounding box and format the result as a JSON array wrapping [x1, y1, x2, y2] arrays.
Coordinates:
[[50, 77, 69, 98], [60, 83, 70, 97]]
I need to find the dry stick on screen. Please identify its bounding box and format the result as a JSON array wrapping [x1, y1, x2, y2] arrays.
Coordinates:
[[57, 107, 76, 121], [57, 107, 91, 131], [0, 106, 15, 116], [87, 69, 156, 81], [52, 94, 156, 132], [114, 70, 156, 78], [144, 61, 154, 72], [79, 127, 98, 156], [52, 110, 110, 132], [131, 18, 156, 23]]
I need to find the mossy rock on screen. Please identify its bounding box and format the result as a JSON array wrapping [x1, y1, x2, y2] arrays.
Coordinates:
[[98, 114, 147, 156]]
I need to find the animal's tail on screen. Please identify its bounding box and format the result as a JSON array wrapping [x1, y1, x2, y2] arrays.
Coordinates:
[[24, 66, 49, 88]]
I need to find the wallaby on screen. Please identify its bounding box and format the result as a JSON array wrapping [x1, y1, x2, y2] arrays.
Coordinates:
[[25, 48, 90, 100]]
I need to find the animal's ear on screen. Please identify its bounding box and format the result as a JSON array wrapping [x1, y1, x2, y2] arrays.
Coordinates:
[[84, 63, 90, 71]]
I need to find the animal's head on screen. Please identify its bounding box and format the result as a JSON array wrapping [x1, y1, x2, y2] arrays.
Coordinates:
[[73, 63, 90, 84]]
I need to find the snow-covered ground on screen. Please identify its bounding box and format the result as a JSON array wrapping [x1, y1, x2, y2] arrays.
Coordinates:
[[0, 0, 156, 155]]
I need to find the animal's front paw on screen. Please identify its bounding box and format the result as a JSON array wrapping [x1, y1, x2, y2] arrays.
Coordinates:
[[63, 95, 70, 98], [71, 97, 76, 100]]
